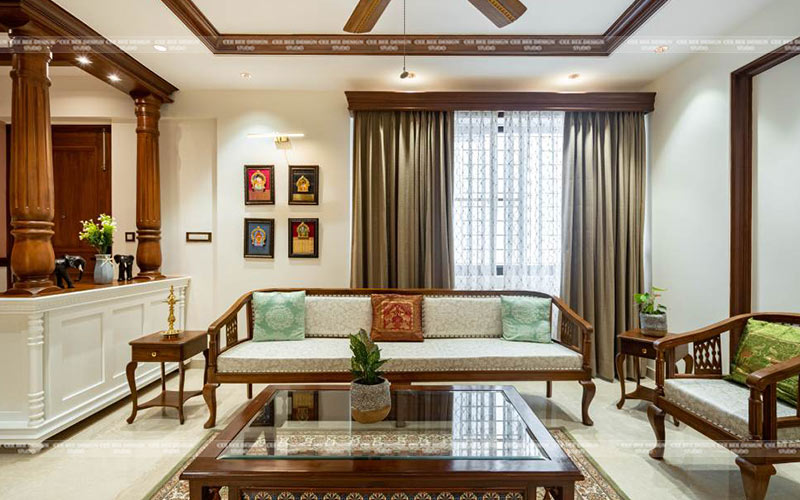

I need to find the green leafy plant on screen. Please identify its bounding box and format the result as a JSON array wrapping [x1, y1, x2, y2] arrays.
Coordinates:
[[635, 287, 667, 315], [349, 328, 389, 385], [78, 214, 116, 254]]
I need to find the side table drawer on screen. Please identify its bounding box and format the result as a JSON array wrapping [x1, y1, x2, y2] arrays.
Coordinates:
[[621, 340, 657, 359], [132, 345, 180, 362]]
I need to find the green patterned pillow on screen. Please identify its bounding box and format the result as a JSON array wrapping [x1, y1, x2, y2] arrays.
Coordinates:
[[726, 318, 800, 407], [500, 296, 552, 343], [252, 291, 306, 342]]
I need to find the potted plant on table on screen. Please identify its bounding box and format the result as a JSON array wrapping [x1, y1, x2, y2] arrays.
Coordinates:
[[635, 287, 668, 337], [78, 214, 117, 285], [349, 328, 391, 424]]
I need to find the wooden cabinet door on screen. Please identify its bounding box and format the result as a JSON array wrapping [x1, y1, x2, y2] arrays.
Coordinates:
[[51, 125, 112, 277]]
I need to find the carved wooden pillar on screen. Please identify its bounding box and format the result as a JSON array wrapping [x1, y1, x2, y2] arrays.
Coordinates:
[[133, 93, 164, 280], [7, 48, 59, 296]]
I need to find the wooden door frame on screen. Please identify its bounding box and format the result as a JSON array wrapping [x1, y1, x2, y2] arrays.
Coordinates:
[[4, 123, 9, 290], [729, 37, 800, 316], [4, 123, 112, 288]]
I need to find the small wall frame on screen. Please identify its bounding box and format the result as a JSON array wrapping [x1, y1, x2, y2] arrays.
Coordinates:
[[288, 165, 319, 205], [244, 165, 275, 205], [244, 218, 275, 259], [288, 218, 319, 258]]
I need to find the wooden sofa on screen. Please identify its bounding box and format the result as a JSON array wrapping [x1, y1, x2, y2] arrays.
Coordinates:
[[647, 313, 800, 500], [202, 288, 595, 428]]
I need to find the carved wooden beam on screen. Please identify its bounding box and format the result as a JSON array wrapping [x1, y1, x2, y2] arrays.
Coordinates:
[[0, 0, 177, 102], [133, 94, 163, 280]]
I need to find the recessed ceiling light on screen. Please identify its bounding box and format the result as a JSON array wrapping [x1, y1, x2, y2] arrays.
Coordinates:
[[75, 55, 91, 65], [568, 73, 581, 80], [154, 44, 168, 52], [655, 45, 669, 54], [240, 72, 252, 79], [108, 73, 121, 82]]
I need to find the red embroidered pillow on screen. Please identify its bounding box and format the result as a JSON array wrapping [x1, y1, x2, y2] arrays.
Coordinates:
[[370, 294, 424, 342]]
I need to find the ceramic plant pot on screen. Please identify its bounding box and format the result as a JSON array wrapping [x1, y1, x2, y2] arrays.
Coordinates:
[[640, 312, 668, 337], [94, 254, 115, 285], [350, 378, 391, 424]]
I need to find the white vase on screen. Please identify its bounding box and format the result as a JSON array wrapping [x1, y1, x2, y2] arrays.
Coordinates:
[[94, 254, 114, 284]]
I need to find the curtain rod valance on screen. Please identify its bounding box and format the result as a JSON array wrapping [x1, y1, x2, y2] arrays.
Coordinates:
[[345, 91, 656, 113]]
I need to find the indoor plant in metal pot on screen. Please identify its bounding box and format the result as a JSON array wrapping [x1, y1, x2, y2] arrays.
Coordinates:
[[78, 214, 117, 285], [349, 328, 391, 424], [635, 287, 668, 337]]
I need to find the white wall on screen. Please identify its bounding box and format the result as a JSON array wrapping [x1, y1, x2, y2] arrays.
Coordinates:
[[161, 91, 352, 328], [753, 56, 800, 312], [645, 0, 800, 343], [0, 68, 353, 330]]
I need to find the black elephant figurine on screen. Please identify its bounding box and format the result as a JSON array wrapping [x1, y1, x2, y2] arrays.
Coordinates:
[[114, 254, 135, 282], [54, 255, 86, 289]]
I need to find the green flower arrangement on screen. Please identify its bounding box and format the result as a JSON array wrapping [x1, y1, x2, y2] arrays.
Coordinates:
[[79, 214, 117, 254]]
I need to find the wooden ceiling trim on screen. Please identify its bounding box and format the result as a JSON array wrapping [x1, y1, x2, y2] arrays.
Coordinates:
[[0, 0, 178, 102], [603, 0, 669, 53], [160, 0, 219, 53], [345, 91, 656, 113], [729, 37, 800, 316], [160, 0, 667, 57]]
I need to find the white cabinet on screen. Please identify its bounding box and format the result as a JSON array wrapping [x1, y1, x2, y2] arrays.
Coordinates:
[[0, 277, 190, 447]]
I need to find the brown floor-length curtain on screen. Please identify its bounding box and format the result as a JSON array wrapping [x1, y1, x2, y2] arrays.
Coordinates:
[[561, 112, 646, 380], [350, 111, 454, 288]]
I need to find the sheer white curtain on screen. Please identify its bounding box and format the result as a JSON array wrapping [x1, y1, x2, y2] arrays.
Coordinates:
[[453, 110, 564, 294]]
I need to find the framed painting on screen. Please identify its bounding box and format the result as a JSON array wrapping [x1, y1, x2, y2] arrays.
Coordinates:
[[288, 218, 319, 258], [244, 165, 275, 205], [243, 218, 275, 259], [288, 165, 319, 205]]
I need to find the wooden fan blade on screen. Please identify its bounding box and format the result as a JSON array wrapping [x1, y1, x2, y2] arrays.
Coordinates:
[[344, 0, 393, 33], [466, 0, 527, 28]]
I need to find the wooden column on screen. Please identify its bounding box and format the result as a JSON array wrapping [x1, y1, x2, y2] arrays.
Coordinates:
[[6, 48, 59, 296], [133, 93, 164, 280]]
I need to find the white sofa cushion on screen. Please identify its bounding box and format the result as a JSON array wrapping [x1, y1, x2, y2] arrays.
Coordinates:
[[217, 338, 582, 374], [423, 297, 503, 338], [664, 378, 800, 441], [304, 295, 372, 338]]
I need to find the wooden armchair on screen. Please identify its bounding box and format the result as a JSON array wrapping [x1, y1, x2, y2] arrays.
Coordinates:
[[647, 313, 800, 500]]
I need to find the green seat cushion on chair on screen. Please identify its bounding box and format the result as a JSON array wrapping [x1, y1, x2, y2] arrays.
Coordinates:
[[500, 295, 552, 343], [726, 318, 800, 407], [252, 291, 306, 342]]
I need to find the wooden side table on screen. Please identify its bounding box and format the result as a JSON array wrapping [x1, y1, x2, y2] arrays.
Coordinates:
[[126, 330, 208, 425], [615, 328, 693, 409]]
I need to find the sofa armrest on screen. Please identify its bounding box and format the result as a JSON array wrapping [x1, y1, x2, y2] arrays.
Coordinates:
[[206, 292, 253, 368], [746, 355, 800, 392], [653, 315, 751, 352], [552, 296, 594, 370]]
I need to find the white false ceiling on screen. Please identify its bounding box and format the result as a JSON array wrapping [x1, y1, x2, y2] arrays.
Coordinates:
[[48, 0, 785, 92]]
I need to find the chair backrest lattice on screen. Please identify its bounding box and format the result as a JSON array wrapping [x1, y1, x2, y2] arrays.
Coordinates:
[[693, 335, 723, 375]]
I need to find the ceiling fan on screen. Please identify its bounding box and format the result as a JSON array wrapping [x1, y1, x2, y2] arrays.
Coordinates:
[[343, 0, 528, 34]]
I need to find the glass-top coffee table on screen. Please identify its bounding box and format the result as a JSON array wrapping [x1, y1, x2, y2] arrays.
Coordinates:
[[182, 385, 582, 500]]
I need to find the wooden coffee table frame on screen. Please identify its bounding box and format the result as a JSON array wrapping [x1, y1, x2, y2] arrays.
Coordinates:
[[181, 385, 583, 500]]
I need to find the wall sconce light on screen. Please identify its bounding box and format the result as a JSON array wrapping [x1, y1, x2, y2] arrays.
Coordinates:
[[248, 132, 305, 150]]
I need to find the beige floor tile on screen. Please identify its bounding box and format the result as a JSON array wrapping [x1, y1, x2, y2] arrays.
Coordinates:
[[0, 370, 797, 499]]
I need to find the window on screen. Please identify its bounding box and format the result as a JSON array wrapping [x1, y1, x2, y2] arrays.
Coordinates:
[[453, 111, 564, 294]]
